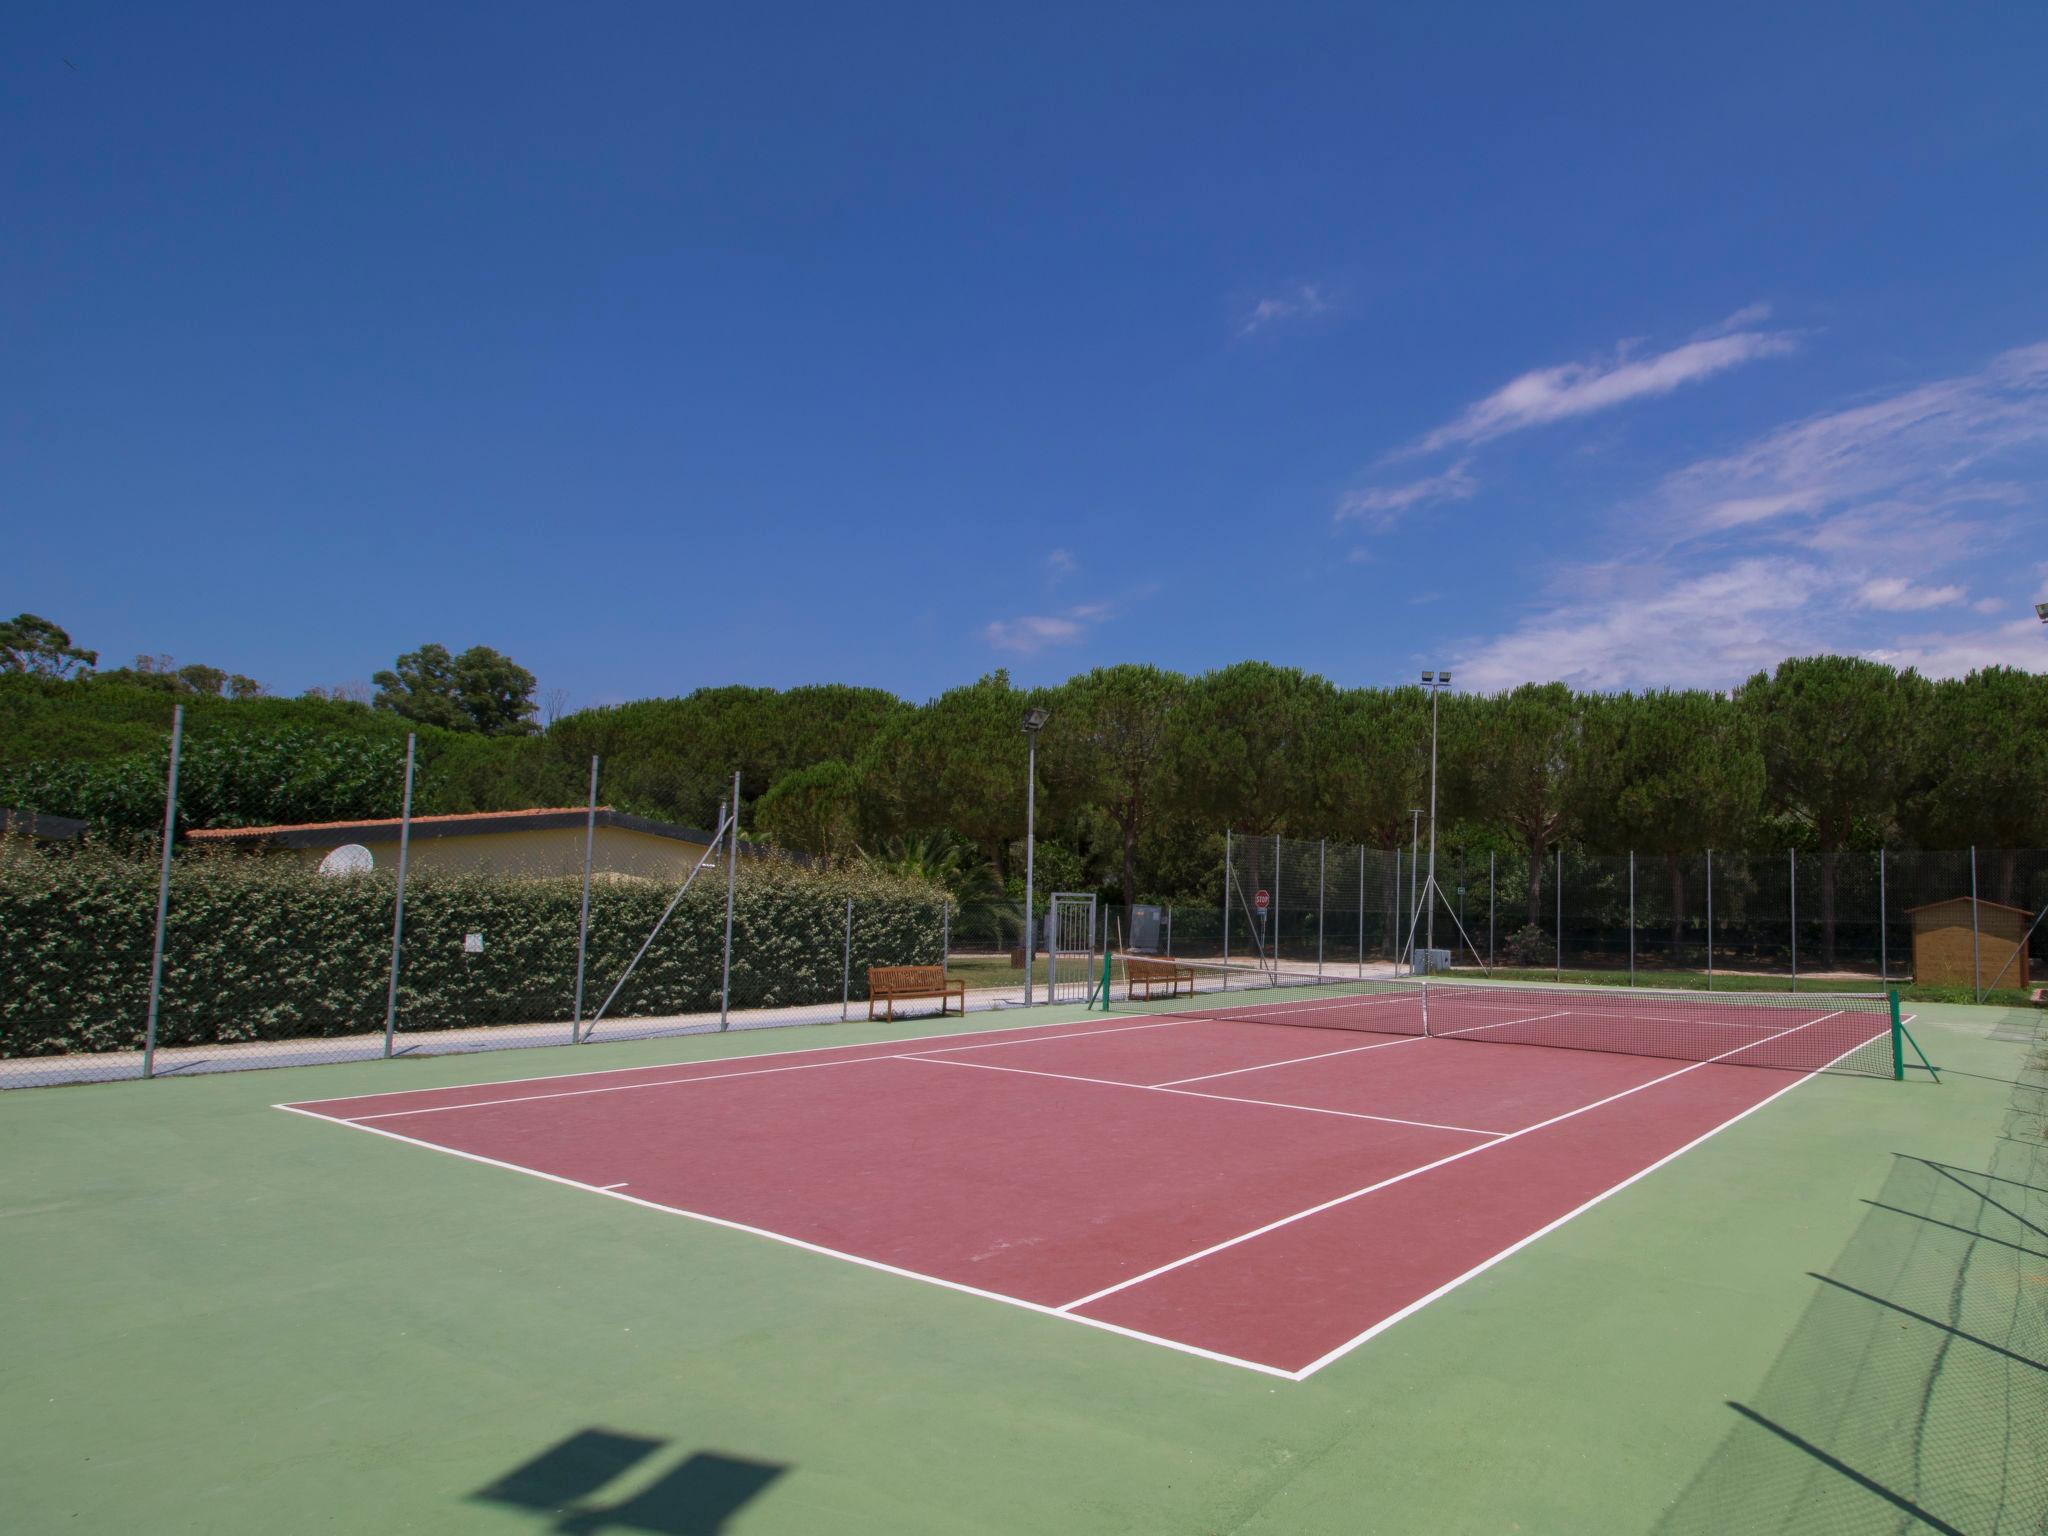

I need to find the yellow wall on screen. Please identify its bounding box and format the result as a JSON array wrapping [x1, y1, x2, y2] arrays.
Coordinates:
[[302, 825, 713, 882]]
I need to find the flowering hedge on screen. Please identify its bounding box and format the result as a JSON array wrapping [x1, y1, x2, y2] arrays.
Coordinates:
[[0, 842, 944, 1057]]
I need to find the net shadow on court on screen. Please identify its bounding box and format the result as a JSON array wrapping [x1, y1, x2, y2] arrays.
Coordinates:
[[1654, 1039, 2048, 1536]]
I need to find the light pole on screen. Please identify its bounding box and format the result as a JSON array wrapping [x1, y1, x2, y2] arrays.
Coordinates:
[[1021, 706, 1048, 1004], [1421, 670, 1452, 967]]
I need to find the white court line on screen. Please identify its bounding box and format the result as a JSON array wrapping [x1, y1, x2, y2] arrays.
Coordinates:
[[328, 1019, 1190, 1123], [1152, 1032, 1427, 1087], [598, 1182, 629, 1191], [1055, 1010, 1850, 1315], [279, 1009, 1193, 1113], [1284, 1025, 1887, 1379], [1425, 1009, 1571, 1040], [272, 1103, 1296, 1380], [904, 1053, 1506, 1138]]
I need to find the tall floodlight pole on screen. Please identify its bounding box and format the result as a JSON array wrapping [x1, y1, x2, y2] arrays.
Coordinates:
[[1021, 707, 1049, 1005], [1420, 670, 1452, 968]]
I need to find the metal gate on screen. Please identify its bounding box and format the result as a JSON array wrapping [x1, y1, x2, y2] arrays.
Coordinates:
[[1047, 892, 1099, 1006]]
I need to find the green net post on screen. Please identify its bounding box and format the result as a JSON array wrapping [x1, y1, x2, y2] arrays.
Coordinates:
[[1099, 943, 1113, 1011], [1889, 989, 1903, 1080]]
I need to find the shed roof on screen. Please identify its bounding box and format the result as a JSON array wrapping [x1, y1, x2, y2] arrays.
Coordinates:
[[1903, 896, 2034, 919], [0, 808, 89, 841]]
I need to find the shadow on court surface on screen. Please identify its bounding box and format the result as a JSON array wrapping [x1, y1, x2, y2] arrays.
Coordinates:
[[1655, 1034, 2048, 1536], [472, 1430, 786, 1534]]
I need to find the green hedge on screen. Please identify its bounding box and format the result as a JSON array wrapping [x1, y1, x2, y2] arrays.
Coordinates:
[[0, 842, 945, 1057]]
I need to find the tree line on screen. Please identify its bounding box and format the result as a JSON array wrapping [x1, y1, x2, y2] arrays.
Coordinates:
[[5, 613, 2046, 954]]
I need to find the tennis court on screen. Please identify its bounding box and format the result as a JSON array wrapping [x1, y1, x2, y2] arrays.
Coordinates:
[[280, 981, 1901, 1378]]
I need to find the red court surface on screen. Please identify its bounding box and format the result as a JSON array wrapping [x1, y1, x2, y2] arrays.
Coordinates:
[[280, 994, 1892, 1379]]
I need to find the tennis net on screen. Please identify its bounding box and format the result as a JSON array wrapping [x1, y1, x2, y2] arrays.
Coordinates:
[[1104, 960, 1897, 1076]]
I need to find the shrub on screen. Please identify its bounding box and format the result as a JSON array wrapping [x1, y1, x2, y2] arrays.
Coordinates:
[[0, 840, 944, 1057]]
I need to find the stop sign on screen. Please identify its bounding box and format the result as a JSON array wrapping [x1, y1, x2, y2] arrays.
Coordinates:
[[1254, 889, 1270, 913]]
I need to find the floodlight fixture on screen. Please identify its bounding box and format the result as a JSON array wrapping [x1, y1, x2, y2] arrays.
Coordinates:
[[1421, 669, 1435, 683], [1022, 707, 1049, 734], [2037, 602, 2048, 624]]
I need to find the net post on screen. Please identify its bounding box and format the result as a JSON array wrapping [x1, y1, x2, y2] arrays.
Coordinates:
[[1098, 941, 1112, 1011], [1889, 989, 1903, 1081]]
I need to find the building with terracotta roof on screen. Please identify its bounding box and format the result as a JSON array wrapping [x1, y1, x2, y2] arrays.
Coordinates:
[[186, 807, 751, 882]]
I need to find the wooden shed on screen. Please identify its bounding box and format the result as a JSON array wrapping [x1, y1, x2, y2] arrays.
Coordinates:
[[1906, 897, 2033, 989]]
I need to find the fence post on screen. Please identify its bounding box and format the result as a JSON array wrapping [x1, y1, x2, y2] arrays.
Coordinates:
[[1272, 832, 1282, 972], [1165, 904, 1173, 957], [1488, 851, 1495, 968], [1357, 845, 1366, 977], [1970, 846, 1981, 1002], [141, 705, 185, 1081], [1789, 849, 1797, 991], [1555, 846, 1562, 980], [570, 754, 600, 1044], [840, 897, 853, 1021], [719, 773, 740, 1029], [1705, 850, 1714, 990], [1628, 850, 1635, 988], [941, 900, 950, 971], [1877, 849, 1887, 982], [381, 734, 417, 1059], [1222, 828, 1231, 991], [1317, 839, 1326, 980]]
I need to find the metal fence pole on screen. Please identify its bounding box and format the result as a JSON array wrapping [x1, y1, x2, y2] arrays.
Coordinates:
[[1706, 850, 1714, 990], [1488, 851, 1495, 968], [1317, 839, 1326, 980], [381, 734, 417, 1059], [841, 897, 853, 1021], [570, 755, 600, 1044], [1165, 904, 1173, 957], [1272, 832, 1282, 974], [1222, 829, 1231, 991], [1789, 849, 1798, 991], [1878, 848, 1887, 982], [1357, 845, 1366, 977], [1628, 850, 1635, 987], [941, 901, 950, 970], [1970, 845, 1982, 1002], [1555, 845, 1562, 979], [141, 705, 185, 1080], [718, 772, 740, 1028]]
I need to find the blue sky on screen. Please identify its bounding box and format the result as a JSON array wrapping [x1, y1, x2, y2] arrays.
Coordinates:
[[6, 2, 2046, 708]]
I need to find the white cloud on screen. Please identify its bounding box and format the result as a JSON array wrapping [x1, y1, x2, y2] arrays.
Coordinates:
[[1455, 559, 1830, 692], [1447, 341, 2048, 693], [1693, 302, 1775, 339], [1855, 576, 1966, 611], [1239, 284, 1330, 338], [1404, 328, 1799, 456], [984, 602, 1111, 654], [1335, 460, 1477, 529], [1862, 618, 2048, 678], [1658, 341, 2048, 537], [1045, 548, 1077, 583]]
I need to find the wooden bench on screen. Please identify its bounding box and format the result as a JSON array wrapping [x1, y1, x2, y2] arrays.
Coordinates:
[[867, 965, 967, 1021], [1124, 955, 1197, 1001]]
